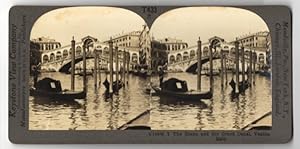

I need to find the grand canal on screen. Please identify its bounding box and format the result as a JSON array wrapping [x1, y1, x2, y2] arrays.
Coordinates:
[[29, 72, 271, 130]]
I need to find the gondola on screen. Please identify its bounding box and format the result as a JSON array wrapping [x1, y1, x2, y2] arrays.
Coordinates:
[[151, 78, 213, 101], [30, 77, 86, 100]]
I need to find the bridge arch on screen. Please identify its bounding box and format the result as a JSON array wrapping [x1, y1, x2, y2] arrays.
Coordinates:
[[76, 46, 82, 56], [50, 53, 55, 62], [190, 50, 196, 59], [203, 47, 209, 56], [183, 51, 189, 61], [63, 49, 68, 58], [56, 51, 62, 60], [176, 53, 182, 62]]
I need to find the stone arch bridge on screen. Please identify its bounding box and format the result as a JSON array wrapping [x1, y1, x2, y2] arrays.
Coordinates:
[[167, 36, 268, 73], [40, 36, 139, 72]]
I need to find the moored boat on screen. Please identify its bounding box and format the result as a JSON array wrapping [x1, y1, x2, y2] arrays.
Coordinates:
[[30, 77, 86, 100], [151, 78, 213, 100]]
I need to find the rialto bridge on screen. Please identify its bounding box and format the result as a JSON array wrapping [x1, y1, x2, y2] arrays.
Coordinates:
[[40, 36, 140, 72], [167, 36, 268, 72]]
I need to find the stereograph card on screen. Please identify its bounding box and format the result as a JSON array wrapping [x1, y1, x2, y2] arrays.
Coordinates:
[[8, 5, 292, 143]]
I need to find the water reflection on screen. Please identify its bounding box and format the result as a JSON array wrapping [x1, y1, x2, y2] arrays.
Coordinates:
[[150, 73, 271, 130], [29, 72, 271, 130]]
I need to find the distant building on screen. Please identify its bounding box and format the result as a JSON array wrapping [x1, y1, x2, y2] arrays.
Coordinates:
[[139, 25, 151, 66], [31, 37, 61, 51], [158, 37, 188, 51], [151, 40, 168, 72], [234, 31, 269, 51], [103, 31, 141, 64]]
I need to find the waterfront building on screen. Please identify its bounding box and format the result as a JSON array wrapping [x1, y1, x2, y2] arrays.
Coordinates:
[[103, 31, 141, 64], [158, 37, 188, 52], [151, 40, 168, 72], [31, 37, 62, 51]]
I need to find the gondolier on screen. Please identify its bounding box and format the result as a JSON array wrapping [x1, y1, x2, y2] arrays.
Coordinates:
[[158, 66, 164, 87]]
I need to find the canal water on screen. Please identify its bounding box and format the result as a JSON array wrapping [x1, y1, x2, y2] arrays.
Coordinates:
[[29, 72, 271, 130]]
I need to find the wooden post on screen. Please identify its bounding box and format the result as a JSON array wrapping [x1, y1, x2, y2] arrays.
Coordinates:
[[197, 37, 202, 91], [241, 46, 245, 93], [249, 49, 253, 87], [235, 40, 239, 93], [109, 38, 114, 93], [253, 49, 256, 85], [209, 45, 213, 93], [221, 49, 224, 88], [127, 51, 130, 74], [94, 50, 98, 88], [225, 56, 228, 85], [98, 51, 101, 86], [115, 46, 119, 92], [83, 45, 87, 93], [71, 37, 75, 91], [123, 49, 126, 84]]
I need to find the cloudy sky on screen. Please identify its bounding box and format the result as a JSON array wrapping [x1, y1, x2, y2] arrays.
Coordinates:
[[31, 7, 146, 45], [31, 6, 269, 46], [151, 7, 269, 45]]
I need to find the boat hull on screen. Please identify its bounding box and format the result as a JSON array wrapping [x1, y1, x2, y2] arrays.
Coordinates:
[[152, 86, 212, 100], [30, 88, 86, 100]]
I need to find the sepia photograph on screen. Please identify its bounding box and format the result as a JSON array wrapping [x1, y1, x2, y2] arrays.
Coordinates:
[[29, 6, 272, 131]]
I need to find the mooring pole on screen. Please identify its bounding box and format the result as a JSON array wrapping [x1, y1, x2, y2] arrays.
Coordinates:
[[249, 49, 253, 87], [71, 37, 75, 91], [127, 51, 130, 74], [122, 49, 126, 85], [225, 55, 228, 85], [221, 49, 224, 88], [197, 37, 202, 91], [98, 51, 101, 86], [253, 49, 256, 85], [235, 40, 239, 93], [109, 38, 114, 93], [209, 45, 213, 93], [94, 50, 98, 88], [83, 44, 87, 93], [241, 46, 245, 94], [115, 46, 119, 93]]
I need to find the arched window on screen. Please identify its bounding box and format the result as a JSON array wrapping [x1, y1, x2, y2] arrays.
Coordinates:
[[258, 53, 265, 63], [183, 52, 189, 61], [190, 50, 196, 59], [76, 46, 82, 56], [176, 53, 182, 62], [203, 47, 209, 56], [63, 50, 68, 58], [56, 51, 62, 60], [169, 55, 175, 64], [132, 53, 138, 63], [50, 53, 55, 62], [42, 55, 49, 63]]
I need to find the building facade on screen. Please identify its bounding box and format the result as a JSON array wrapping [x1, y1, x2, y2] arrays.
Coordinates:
[[103, 31, 141, 64], [234, 31, 269, 51], [158, 37, 188, 52], [31, 37, 61, 51], [151, 40, 168, 71]]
